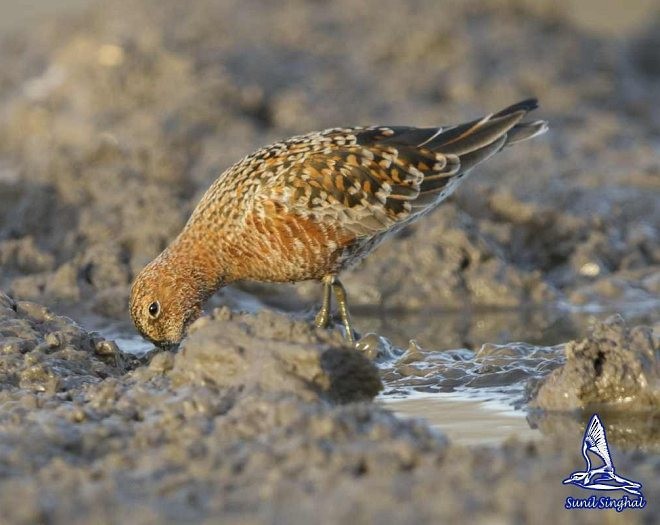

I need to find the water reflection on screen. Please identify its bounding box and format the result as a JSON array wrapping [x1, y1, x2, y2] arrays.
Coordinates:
[[383, 389, 542, 446], [352, 305, 656, 350]]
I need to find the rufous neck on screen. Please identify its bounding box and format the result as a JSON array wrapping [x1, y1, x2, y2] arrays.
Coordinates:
[[166, 229, 229, 298]]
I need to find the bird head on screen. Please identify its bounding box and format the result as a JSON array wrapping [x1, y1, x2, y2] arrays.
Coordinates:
[[129, 255, 205, 349]]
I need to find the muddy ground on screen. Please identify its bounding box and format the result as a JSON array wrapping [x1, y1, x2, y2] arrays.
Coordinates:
[[1, 293, 658, 524], [0, 0, 658, 523]]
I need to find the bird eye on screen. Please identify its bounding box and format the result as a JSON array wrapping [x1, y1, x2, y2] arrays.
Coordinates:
[[148, 301, 160, 319]]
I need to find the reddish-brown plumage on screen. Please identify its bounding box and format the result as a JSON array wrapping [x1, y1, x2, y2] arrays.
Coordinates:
[[130, 99, 548, 346]]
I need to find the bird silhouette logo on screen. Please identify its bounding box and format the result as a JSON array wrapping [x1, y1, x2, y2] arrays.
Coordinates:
[[563, 414, 643, 496]]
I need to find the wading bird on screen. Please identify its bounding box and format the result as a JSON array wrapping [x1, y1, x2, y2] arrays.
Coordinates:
[[130, 99, 547, 347]]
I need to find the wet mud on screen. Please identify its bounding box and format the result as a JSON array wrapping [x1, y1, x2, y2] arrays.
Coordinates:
[[531, 315, 659, 411], [1, 292, 658, 523], [0, 0, 659, 523]]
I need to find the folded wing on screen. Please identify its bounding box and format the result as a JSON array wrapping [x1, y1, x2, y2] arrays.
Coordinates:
[[268, 99, 547, 240]]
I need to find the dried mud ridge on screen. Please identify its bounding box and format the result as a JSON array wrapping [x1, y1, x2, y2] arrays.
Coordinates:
[[1, 291, 658, 523]]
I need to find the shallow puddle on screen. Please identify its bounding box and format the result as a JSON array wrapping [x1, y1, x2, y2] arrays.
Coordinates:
[[111, 333, 153, 355], [382, 390, 541, 445]]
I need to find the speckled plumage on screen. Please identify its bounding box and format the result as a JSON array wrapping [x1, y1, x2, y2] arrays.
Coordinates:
[[130, 99, 548, 346]]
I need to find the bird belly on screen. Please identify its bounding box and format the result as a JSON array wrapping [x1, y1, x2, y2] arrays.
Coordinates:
[[226, 211, 355, 283]]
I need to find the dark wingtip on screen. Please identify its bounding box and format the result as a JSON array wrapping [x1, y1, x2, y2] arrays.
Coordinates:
[[494, 98, 539, 117]]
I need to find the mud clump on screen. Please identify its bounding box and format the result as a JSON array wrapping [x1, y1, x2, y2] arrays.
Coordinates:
[[169, 307, 383, 403], [0, 297, 406, 523], [0, 290, 127, 395], [531, 315, 659, 410]]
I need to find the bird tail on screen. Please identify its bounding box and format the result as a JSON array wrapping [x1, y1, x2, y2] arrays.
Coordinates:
[[425, 98, 548, 171]]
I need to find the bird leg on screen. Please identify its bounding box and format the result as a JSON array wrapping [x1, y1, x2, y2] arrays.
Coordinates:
[[314, 275, 333, 329], [314, 276, 356, 342], [331, 278, 355, 343]]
